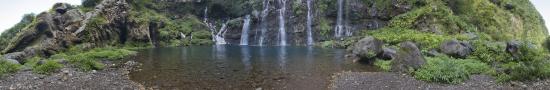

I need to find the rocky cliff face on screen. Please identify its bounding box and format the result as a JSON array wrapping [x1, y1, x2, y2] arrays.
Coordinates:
[[0, 0, 548, 64]]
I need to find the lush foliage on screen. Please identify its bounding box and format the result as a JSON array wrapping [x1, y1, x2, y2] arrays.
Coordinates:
[[0, 59, 21, 76], [495, 43, 550, 81], [366, 28, 463, 49], [51, 46, 136, 71], [32, 59, 64, 75], [414, 56, 494, 84], [0, 14, 35, 51], [374, 60, 391, 71]]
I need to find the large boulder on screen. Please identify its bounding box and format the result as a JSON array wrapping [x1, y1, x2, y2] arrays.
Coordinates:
[[506, 40, 521, 59], [53, 3, 73, 14], [4, 59, 20, 65], [3, 52, 26, 63], [377, 47, 397, 60], [391, 42, 426, 72], [439, 39, 473, 58], [352, 36, 383, 61]]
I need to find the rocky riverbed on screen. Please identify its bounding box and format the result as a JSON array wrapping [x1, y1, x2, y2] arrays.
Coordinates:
[[0, 60, 143, 90], [330, 72, 550, 90]]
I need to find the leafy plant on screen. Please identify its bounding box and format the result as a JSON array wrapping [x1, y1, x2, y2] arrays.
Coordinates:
[[32, 60, 63, 74], [0, 59, 21, 76], [414, 56, 493, 84], [374, 60, 392, 71]]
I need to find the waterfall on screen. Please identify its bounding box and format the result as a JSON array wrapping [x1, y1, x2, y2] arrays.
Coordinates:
[[203, 7, 228, 45], [203, 7, 208, 24], [334, 0, 344, 39], [278, 0, 288, 46], [240, 15, 251, 45], [258, 0, 270, 46], [306, 0, 314, 45]]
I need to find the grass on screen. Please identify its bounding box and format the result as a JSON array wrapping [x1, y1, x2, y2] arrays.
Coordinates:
[[366, 28, 465, 49], [374, 60, 392, 71], [32, 60, 64, 75], [0, 59, 21, 76], [50, 47, 137, 71], [414, 55, 494, 84]]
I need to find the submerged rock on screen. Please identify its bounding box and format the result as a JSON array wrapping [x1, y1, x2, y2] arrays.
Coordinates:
[[439, 39, 473, 58], [391, 41, 425, 73], [352, 36, 383, 61]]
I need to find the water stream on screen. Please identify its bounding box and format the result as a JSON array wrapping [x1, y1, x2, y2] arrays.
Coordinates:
[[278, 0, 288, 46], [306, 0, 314, 46], [240, 15, 251, 45]]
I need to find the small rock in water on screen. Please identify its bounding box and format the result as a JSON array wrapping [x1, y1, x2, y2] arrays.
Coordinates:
[[256, 87, 262, 90]]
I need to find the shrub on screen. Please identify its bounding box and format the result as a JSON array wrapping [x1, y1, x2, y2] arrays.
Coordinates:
[[469, 40, 511, 63], [32, 60, 63, 74], [0, 59, 21, 76], [319, 41, 334, 48], [374, 60, 391, 71], [496, 43, 550, 81], [414, 56, 493, 84]]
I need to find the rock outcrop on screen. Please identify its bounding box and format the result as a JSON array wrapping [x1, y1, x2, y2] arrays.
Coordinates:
[[391, 42, 426, 73], [377, 47, 397, 60], [1, 0, 132, 63], [439, 39, 474, 58], [352, 36, 383, 61]]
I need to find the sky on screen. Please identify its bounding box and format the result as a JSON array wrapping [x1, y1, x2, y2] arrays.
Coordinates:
[[0, 0, 81, 33], [531, 0, 550, 32], [0, 0, 548, 34]]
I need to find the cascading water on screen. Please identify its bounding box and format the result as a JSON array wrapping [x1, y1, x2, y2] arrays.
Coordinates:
[[258, 0, 270, 46], [203, 7, 228, 45], [306, 0, 314, 46], [240, 15, 251, 45], [334, 0, 344, 39], [278, 0, 288, 46]]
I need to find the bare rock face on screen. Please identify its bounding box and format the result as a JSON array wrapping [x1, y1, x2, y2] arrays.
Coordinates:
[[352, 36, 384, 61], [391, 41, 426, 73], [439, 39, 474, 58]]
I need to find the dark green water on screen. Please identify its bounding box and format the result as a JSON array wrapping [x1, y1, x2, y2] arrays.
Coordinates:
[[129, 45, 378, 89]]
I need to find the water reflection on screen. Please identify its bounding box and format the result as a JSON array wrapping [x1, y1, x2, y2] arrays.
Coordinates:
[[278, 46, 287, 71], [241, 46, 252, 72], [129, 45, 378, 90]]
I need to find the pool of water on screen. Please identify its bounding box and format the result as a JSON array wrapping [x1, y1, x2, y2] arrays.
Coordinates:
[[129, 45, 378, 89]]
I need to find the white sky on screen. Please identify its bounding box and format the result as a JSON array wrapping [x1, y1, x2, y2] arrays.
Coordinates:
[[0, 0, 81, 33], [531, 0, 550, 33], [0, 0, 548, 34]]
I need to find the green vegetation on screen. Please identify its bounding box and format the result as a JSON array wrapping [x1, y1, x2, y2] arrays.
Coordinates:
[[0, 59, 21, 76], [49, 47, 136, 71], [32, 60, 63, 75], [374, 60, 391, 71], [0, 13, 35, 51], [366, 28, 464, 49], [414, 55, 494, 84], [495, 43, 550, 81], [66, 48, 135, 71]]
